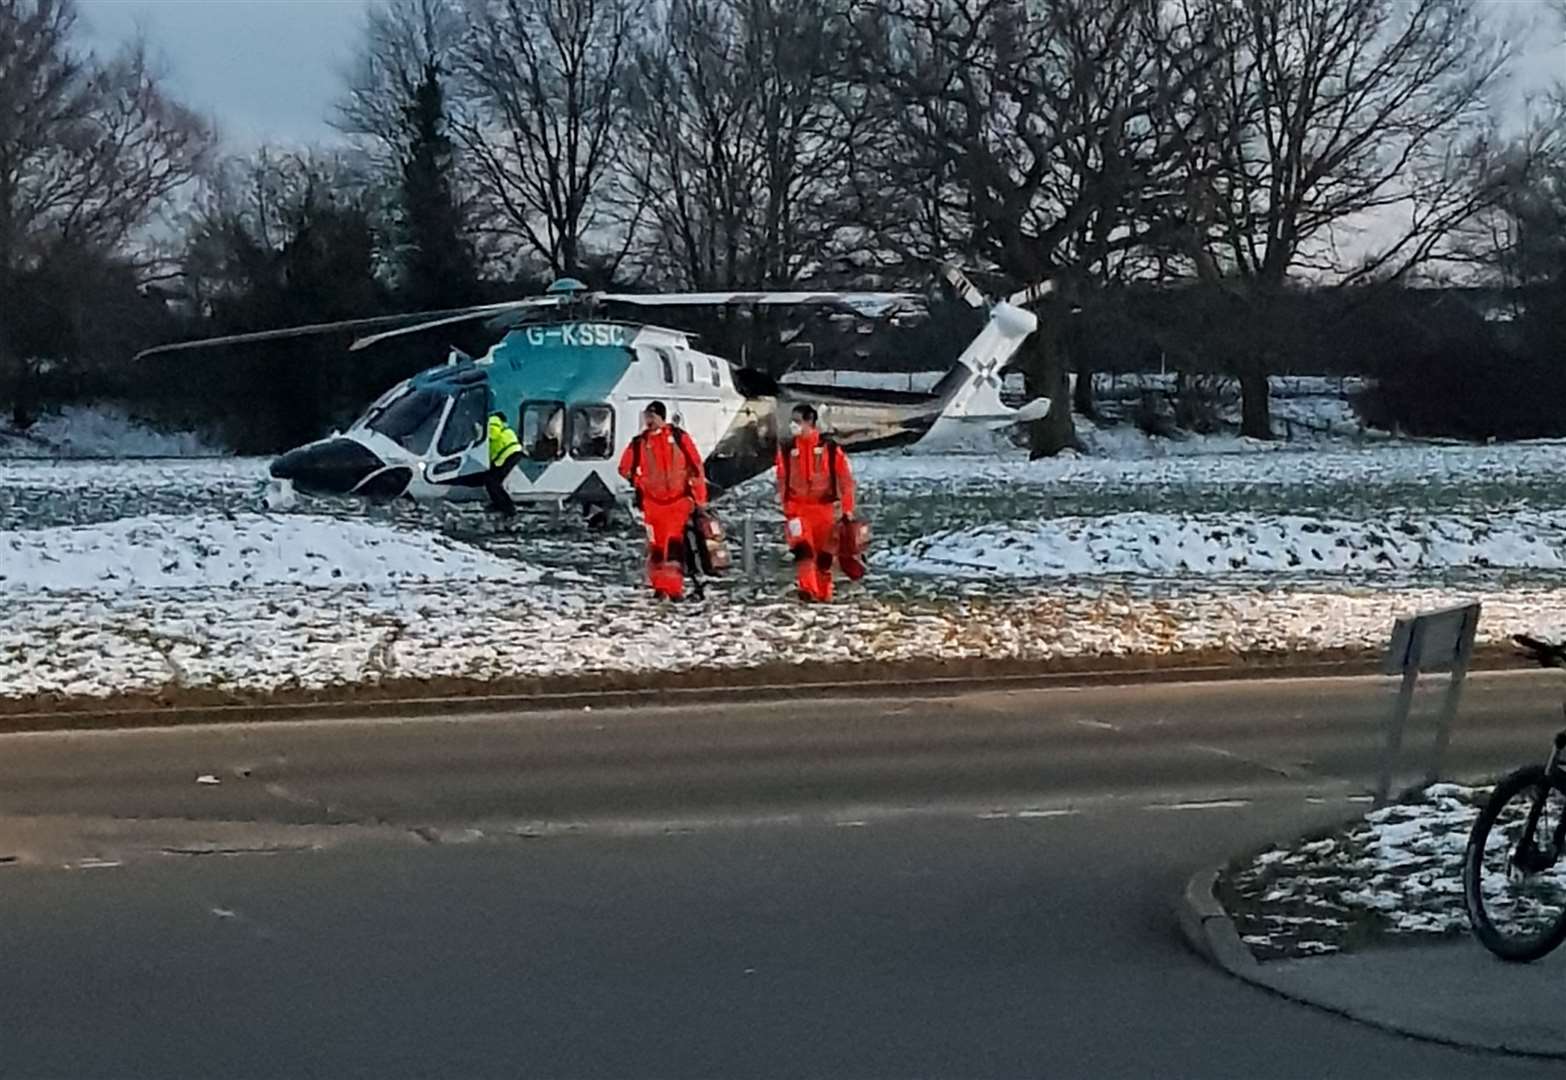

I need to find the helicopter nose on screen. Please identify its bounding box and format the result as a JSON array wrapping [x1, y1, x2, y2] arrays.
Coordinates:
[[270, 438, 388, 496]]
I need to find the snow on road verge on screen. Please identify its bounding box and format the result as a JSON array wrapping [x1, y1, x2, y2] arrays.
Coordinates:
[[1222, 784, 1488, 960], [0, 514, 537, 592], [4, 574, 1566, 703], [886, 511, 1566, 579]]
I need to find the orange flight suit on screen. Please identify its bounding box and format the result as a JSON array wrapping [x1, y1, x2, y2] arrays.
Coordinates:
[[776, 430, 856, 602], [620, 425, 708, 599]]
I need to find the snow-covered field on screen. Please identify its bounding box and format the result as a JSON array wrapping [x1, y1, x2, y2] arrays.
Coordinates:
[[886, 510, 1566, 581], [4, 402, 1566, 704], [0, 405, 223, 459], [0, 514, 543, 593], [7, 558, 1566, 702]]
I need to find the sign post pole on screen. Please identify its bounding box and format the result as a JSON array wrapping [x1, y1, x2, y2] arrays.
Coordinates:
[[1377, 621, 1424, 809], [1376, 602, 1481, 808], [1428, 605, 1479, 786]]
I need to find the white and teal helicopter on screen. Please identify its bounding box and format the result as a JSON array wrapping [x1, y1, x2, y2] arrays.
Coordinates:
[[139, 271, 1051, 517]]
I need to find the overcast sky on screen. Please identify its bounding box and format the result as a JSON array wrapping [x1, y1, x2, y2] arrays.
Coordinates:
[[77, 0, 370, 146], [77, 0, 1565, 149]]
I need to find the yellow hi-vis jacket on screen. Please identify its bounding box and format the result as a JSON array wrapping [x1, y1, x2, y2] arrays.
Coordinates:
[[488, 415, 522, 468]]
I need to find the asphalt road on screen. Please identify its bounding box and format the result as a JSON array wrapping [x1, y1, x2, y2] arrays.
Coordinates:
[[3, 671, 1566, 1078]]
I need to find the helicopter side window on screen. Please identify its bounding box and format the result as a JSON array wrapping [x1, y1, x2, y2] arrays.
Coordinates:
[[367, 387, 444, 455], [709, 358, 721, 387], [659, 352, 675, 384], [520, 401, 566, 461], [436, 387, 489, 457], [569, 404, 615, 460], [685, 360, 695, 384]]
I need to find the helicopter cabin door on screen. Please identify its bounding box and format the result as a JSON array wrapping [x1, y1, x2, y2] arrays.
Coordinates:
[[424, 384, 493, 488]]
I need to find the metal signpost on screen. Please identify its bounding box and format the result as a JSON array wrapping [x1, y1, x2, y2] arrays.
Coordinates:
[[1376, 602, 1480, 807]]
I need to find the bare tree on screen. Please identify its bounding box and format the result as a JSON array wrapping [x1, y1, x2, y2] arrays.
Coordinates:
[[849, 0, 1219, 454], [622, 0, 867, 290], [1175, 0, 1511, 437], [454, 0, 643, 279], [0, 0, 214, 425], [171, 147, 396, 450], [181, 148, 386, 320], [336, 0, 468, 162]]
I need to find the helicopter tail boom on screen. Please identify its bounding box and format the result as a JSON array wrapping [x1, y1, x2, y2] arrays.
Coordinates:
[[923, 299, 1049, 430]]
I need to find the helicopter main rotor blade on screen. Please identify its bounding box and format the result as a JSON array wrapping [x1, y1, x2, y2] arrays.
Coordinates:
[[595, 291, 919, 316], [1007, 279, 1057, 307], [940, 264, 988, 309], [348, 298, 564, 351], [134, 301, 541, 360]]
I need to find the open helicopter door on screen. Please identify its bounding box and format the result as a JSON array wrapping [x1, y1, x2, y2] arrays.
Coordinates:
[[422, 380, 493, 489]]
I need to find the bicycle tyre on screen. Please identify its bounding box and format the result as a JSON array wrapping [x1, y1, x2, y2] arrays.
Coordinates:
[[1463, 764, 1566, 963]]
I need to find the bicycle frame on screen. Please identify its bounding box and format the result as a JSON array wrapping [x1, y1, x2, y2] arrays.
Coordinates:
[[1515, 728, 1566, 874]]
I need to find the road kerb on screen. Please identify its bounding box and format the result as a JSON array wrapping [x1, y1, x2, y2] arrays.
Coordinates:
[[1178, 862, 1566, 1059], [0, 647, 1544, 734]]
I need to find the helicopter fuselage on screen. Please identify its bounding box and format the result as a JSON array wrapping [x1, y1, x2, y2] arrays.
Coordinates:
[[268, 319, 957, 508]]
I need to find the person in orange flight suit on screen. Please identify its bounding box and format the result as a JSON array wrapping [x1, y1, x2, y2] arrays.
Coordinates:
[[619, 400, 709, 600], [775, 403, 856, 603]]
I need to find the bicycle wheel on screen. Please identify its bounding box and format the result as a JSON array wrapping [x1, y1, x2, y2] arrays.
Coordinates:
[[1463, 765, 1566, 962]]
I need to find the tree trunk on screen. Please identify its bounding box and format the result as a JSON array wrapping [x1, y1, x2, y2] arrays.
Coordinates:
[[1073, 362, 1097, 420], [1022, 324, 1077, 457], [0, 265, 19, 430], [4, 356, 35, 430], [1238, 358, 1272, 440]]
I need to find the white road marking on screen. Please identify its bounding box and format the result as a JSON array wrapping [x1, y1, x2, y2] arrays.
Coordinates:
[[1016, 809, 1080, 819], [1143, 799, 1251, 812], [1193, 745, 1238, 758]]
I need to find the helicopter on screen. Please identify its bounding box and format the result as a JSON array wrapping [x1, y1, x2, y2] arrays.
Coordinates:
[[137, 271, 1052, 518]]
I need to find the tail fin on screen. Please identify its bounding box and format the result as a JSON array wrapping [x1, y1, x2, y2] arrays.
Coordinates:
[[920, 298, 1050, 447]]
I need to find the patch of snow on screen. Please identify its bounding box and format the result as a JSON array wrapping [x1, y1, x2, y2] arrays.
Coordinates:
[[1291, 940, 1341, 956], [1228, 784, 1521, 958], [0, 457, 266, 493], [0, 405, 223, 459], [0, 514, 539, 593], [1271, 394, 1367, 437], [885, 510, 1566, 580], [1072, 421, 1301, 460]]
